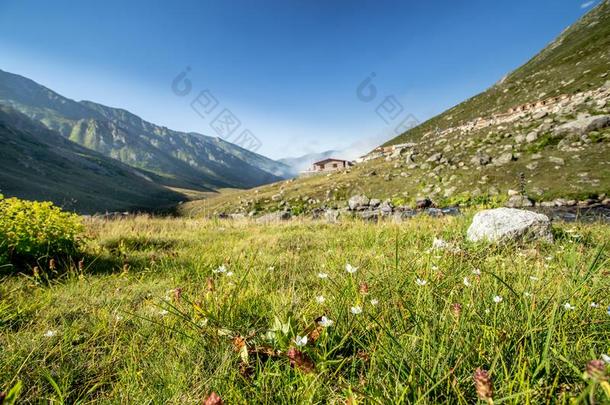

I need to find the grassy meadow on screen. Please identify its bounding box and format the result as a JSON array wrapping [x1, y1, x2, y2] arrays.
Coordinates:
[[1, 214, 610, 403]]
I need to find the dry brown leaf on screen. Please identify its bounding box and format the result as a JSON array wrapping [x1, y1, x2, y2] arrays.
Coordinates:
[[286, 347, 315, 373], [232, 336, 246, 352], [203, 391, 223, 405]]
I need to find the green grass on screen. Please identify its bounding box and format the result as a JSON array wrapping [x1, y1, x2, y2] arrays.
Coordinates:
[[1, 215, 609, 403]]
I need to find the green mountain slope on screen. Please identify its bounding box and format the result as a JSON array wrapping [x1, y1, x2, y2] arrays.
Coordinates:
[[182, 1, 610, 217], [0, 70, 291, 190], [0, 105, 183, 213], [385, 0, 610, 147]]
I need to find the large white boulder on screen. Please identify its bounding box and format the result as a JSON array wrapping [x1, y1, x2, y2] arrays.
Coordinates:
[[466, 208, 553, 243]]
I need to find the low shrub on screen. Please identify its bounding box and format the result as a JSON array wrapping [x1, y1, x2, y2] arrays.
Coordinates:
[[0, 196, 83, 265]]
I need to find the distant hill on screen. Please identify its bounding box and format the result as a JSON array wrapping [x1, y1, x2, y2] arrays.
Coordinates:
[[182, 1, 610, 217], [0, 69, 292, 191], [278, 150, 340, 174], [0, 105, 183, 213]]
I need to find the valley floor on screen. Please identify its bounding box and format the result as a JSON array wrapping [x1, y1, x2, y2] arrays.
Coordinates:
[[1, 215, 609, 403]]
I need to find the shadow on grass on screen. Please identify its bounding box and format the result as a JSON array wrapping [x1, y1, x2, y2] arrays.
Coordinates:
[[0, 250, 165, 278], [101, 236, 177, 253]]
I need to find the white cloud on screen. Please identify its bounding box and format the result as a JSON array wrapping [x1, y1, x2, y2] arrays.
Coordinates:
[[581, 1, 595, 9]]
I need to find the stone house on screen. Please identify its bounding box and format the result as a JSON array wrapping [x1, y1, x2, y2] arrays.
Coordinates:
[[310, 158, 353, 172]]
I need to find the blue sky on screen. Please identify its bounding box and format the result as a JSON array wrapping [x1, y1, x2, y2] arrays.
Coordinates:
[[0, 0, 600, 158]]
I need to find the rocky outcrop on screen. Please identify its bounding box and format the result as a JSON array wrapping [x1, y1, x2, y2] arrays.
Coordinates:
[[348, 195, 370, 210], [466, 208, 553, 243], [554, 114, 610, 136]]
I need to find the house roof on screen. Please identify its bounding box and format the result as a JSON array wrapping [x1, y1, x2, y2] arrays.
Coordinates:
[[313, 158, 349, 165]]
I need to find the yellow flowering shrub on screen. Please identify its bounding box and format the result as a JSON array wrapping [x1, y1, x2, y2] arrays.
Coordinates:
[[0, 196, 83, 265]]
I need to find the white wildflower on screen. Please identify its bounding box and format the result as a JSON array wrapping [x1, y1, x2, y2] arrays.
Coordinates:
[[226, 271, 234, 277], [432, 238, 447, 249], [351, 306, 363, 315], [346, 263, 358, 274], [370, 298, 379, 306], [529, 276, 539, 282], [415, 278, 427, 286], [563, 302, 575, 311], [316, 295, 325, 304], [318, 272, 329, 279], [159, 309, 169, 316], [463, 277, 471, 287], [472, 268, 482, 276], [294, 335, 308, 347], [318, 316, 334, 327], [602, 354, 610, 363], [213, 265, 227, 274], [44, 330, 57, 338], [590, 302, 599, 308], [493, 295, 503, 304], [432, 237, 460, 253]]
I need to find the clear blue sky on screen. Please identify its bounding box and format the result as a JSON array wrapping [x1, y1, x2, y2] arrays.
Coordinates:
[[0, 0, 600, 158]]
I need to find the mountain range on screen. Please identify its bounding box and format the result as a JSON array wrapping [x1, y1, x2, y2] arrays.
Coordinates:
[[0, 69, 295, 212], [0, 105, 183, 213]]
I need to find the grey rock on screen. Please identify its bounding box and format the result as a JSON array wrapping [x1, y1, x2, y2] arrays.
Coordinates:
[[379, 200, 394, 214], [427, 152, 443, 162], [549, 156, 565, 165], [369, 198, 381, 208], [505, 195, 534, 208], [578, 198, 597, 207], [348, 195, 370, 210], [525, 131, 539, 143], [533, 111, 548, 120], [415, 197, 433, 209], [494, 152, 514, 165], [554, 114, 610, 136], [256, 210, 291, 224], [359, 210, 380, 221], [324, 209, 340, 223], [392, 210, 417, 223], [466, 208, 553, 243], [471, 153, 492, 166]]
